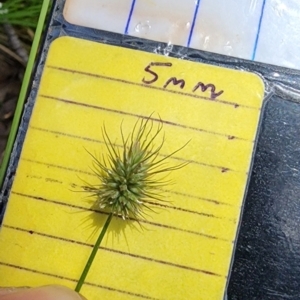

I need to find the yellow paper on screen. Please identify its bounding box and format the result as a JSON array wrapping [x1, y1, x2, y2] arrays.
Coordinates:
[[0, 36, 264, 299]]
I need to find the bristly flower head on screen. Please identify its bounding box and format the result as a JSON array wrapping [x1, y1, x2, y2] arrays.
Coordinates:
[[76, 116, 188, 293], [84, 116, 187, 220]]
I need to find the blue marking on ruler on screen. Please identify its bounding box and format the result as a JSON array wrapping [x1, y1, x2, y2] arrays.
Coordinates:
[[124, 0, 137, 34], [252, 0, 266, 60], [187, 0, 202, 47]]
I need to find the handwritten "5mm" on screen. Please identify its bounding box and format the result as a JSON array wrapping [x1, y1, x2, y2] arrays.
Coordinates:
[[142, 62, 224, 100]]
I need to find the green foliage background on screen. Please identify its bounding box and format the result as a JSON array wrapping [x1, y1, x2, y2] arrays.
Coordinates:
[[0, 0, 50, 184], [0, 0, 42, 28]]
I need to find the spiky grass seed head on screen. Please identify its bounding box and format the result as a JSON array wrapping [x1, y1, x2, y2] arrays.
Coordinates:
[[84, 117, 186, 220]]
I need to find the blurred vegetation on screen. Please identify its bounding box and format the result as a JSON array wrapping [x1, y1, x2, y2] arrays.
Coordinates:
[[0, 0, 42, 27], [0, 0, 43, 162]]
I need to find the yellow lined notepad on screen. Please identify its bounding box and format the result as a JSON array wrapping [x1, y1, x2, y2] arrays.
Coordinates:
[[0, 37, 264, 299]]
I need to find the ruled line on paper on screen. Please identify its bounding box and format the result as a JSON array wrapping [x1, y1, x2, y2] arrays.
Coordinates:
[[29, 124, 248, 174], [63, 0, 300, 69], [14, 165, 238, 219], [16, 167, 237, 220], [10, 191, 232, 242], [5, 189, 235, 277], [7, 165, 238, 274], [22, 150, 239, 211], [252, 0, 266, 60], [41, 93, 253, 142], [0, 262, 159, 300], [16, 133, 242, 238], [21, 157, 237, 209], [4, 224, 224, 277], [187, 0, 201, 47], [124, 0, 136, 35], [47, 65, 260, 110]]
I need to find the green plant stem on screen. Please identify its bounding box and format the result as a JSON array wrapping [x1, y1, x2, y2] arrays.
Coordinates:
[[0, 0, 51, 187], [75, 212, 113, 293]]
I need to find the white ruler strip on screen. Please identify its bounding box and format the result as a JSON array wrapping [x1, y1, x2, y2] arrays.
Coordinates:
[[189, 0, 264, 59], [255, 0, 300, 69], [64, 0, 300, 70]]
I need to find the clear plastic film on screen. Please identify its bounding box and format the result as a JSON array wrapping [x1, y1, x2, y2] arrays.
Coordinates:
[[1, 0, 300, 299], [63, 0, 300, 70]]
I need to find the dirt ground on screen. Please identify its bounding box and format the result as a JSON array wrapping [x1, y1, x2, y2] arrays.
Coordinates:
[[0, 55, 22, 163], [0, 26, 31, 164]]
